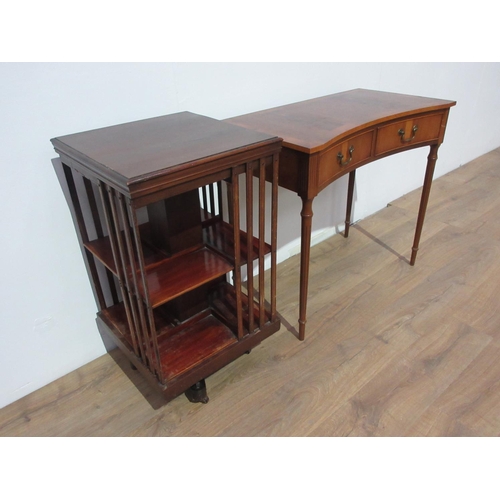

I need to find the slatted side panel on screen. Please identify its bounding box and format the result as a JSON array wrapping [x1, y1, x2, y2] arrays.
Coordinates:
[[62, 164, 107, 310], [203, 166, 256, 338], [98, 183, 142, 360], [228, 157, 278, 336], [126, 198, 163, 382], [83, 177, 119, 305], [98, 184, 162, 381]]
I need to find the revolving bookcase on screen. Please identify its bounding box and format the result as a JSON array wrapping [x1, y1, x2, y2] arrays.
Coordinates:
[[51, 112, 282, 404]]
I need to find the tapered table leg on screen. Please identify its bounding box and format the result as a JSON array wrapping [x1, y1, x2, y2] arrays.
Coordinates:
[[298, 196, 314, 341], [344, 170, 356, 238], [410, 144, 439, 266]]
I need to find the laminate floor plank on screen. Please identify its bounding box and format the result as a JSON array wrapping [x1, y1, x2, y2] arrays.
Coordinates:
[[404, 339, 500, 436], [309, 317, 490, 437], [2, 148, 500, 437]]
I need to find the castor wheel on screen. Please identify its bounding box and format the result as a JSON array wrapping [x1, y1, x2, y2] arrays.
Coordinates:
[[185, 379, 209, 404], [130, 362, 138, 371], [245, 350, 252, 354]]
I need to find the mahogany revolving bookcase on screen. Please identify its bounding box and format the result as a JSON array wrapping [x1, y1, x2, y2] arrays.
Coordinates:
[[51, 112, 282, 405]]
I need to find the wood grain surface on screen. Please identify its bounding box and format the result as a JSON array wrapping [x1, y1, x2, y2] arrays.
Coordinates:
[[226, 89, 455, 153], [2, 148, 500, 437]]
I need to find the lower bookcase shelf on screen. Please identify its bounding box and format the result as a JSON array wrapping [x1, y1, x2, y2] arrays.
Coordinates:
[[97, 301, 280, 403], [99, 304, 237, 379], [158, 314, 237, 380], [97, 281, 279, 389]]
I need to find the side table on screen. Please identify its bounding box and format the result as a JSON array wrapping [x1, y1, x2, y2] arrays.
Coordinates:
[[226, 89, 456, 339]]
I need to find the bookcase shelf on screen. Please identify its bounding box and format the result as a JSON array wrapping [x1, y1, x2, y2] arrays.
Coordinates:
[[140, 247, 232, 308], [99, 302, 238, 382], [83, 223, 169, 275], [203, 219, 271, 264]]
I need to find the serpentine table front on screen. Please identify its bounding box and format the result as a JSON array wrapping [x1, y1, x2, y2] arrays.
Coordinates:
[[226, 89, 456, 340]]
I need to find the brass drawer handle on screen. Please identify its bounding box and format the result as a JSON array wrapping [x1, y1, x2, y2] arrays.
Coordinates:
[[337, 145, 355, 167], [398, 124, 418, 143]]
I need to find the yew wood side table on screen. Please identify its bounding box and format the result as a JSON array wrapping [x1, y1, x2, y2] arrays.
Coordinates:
[[226, 89, 456, 340], [52, 112, 282, 405]]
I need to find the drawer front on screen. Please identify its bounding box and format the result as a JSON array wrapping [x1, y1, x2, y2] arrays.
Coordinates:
[[318, 130, 374, 189], [375, 113, 443, 156]]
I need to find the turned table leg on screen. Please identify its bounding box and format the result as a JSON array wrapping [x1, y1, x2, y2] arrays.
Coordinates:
[[410, 144, 439, 266], [344, 169, 356, 238], [298, 196, 314, 341]]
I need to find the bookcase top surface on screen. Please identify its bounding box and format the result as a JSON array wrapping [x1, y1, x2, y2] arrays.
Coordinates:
[[51, 112, 279, 182]]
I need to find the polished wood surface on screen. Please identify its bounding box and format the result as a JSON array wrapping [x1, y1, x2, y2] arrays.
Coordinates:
[[52, 112, 280, 204], [2, 148, 499, 436], [225, 89, 454, 154], [138, 248, 233, 308], [51, 113, 282, 405], [202, 219, 271, 264], [226, 89, 456, 339], [52, 112, 275, 181]]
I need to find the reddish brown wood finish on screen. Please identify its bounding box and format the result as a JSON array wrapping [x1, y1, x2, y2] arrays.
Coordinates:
[[226, 89, 455, 154], [226, 89, 456, 340], [52, 112, 279, 203], [139, 248, 233, 308], [202, 219, 271, 264], [52, 112, 282, 405]]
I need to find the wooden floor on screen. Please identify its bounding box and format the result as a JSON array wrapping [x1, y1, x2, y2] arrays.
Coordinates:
[[2, 148, 500, 437]]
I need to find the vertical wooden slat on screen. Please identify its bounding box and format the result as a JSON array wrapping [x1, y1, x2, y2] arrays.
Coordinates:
[[116, 194, 156, 376], [63, 164, 106, 310], [63, 165, 90, 244], [84, 177, 119, 305], [126, 199, 163, 381], [245, 163, 254, 333], [231, 169, 244, 339], [217, 180, 223, 220], [271, 154, 279, 321], [226, 179, 234, 225], [83, 177, 104, 238], [107, 188, 144, 359], [202, 185, 208, 214], [209, 182, 216, 216], [258, 158, 266, 328], [98, 183, 140, 358]]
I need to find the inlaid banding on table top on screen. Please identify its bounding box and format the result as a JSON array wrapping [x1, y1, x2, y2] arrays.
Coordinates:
[[225, 89, 456, 154]]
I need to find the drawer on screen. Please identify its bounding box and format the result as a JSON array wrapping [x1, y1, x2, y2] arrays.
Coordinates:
[[318, 130, 374, 189], [375, 113, 443, 156]]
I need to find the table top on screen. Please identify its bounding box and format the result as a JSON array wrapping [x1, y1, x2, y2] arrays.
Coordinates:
[[51, 111, 279, 182], [225, 89, 456, 154]]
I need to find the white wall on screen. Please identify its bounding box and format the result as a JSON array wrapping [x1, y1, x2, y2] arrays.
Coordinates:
[[1, 62, 499, 409]]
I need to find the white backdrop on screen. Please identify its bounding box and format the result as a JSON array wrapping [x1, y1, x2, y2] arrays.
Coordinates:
[[1, 62, 499, 409]]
